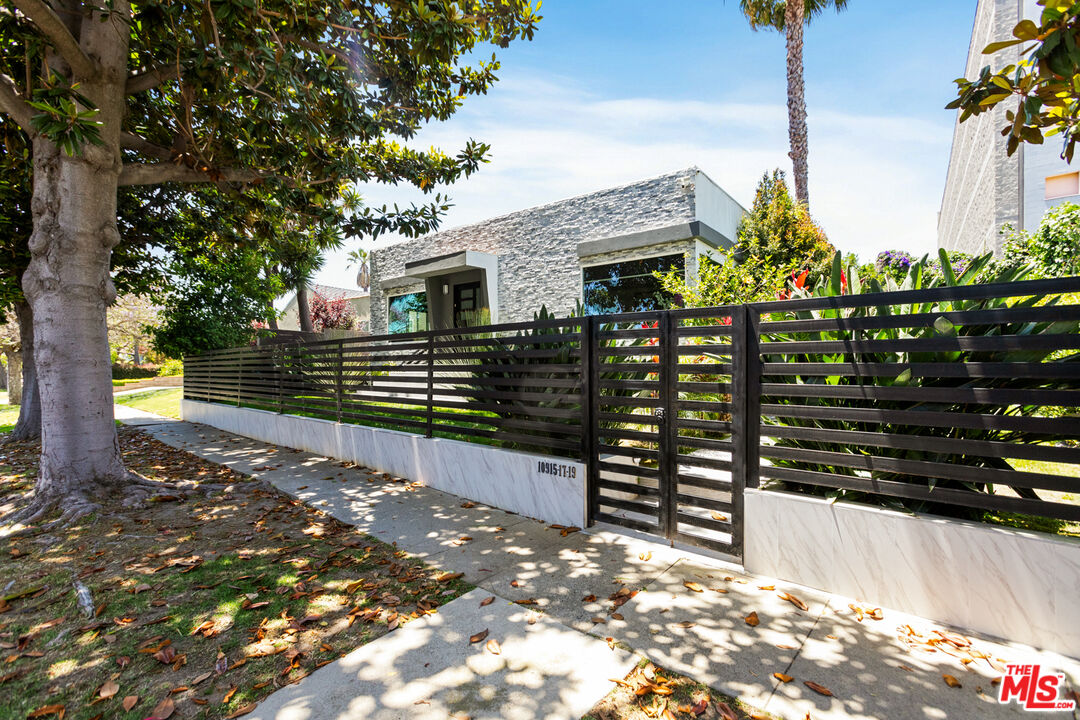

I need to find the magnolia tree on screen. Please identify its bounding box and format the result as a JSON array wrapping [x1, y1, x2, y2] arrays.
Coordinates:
[[108, 294, 159, 364], [0, 1, 540, 529]]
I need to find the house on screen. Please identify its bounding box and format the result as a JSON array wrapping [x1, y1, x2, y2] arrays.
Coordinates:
[[939, 0, 1078, 255], [278, 283, 370, 332], [368, 167, 745, 335]]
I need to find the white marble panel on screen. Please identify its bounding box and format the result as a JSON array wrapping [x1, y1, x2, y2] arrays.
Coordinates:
[[744, 488, 1080, 659], [180, 400, 585, 527]]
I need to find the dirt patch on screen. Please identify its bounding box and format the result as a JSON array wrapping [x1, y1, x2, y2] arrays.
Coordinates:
[[0, 426, 470, 720], [583, 661, 780, 720]]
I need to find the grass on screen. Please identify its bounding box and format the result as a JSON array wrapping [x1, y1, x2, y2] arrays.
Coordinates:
[[114, 387, 183, 419], [0, 403, 19, 433], [0, 427, 471, 720], [582, 660, 778, 720], [112, 378, 147, 387]]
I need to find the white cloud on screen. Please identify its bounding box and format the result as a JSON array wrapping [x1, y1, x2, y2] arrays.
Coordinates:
[[316, 70, 954, 289]]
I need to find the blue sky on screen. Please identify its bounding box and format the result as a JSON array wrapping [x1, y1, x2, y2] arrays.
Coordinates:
[[317, 0, 979, 289]]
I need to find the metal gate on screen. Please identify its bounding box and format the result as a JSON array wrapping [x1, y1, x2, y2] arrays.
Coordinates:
[[583, 307, 749, 558]]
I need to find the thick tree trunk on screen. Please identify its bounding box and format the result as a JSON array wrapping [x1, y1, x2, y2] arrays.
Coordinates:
[[132, 337, 141, 365], [296, 284, 313, 333], [6, 350, 21, 406], [785, 0, 809, 209], [11, 301, 41, 441], [11, 2, 143, 526]]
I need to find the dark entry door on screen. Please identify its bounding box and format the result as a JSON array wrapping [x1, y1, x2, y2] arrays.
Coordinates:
[[453, 282, 482, 327], [586, 309, 745, 559]]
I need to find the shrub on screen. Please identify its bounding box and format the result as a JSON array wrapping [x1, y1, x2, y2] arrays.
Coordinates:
[[309, 293, 356, 332], [999, 202, 1080, 278], [157, 358, 184, 377], [112, 364, 159, 380]]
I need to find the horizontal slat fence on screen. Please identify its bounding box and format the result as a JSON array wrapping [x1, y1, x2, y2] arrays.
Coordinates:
[[748, 276, 1080, 524], [186, 275, 1080, 549], [184, 318, 585, 458]]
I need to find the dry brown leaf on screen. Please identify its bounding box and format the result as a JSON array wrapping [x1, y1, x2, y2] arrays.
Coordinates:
[[27, 706, 65, 719], [758, 584, 775, 591], [779, 592, 809, 612], [122, 696, 138, 711], [582, 594, 597, 602], [773, 672, 793, 683], [225, 704, 257, 719], [98, 680, 119, 699], [592, 616, 607, 624], [689, 698, 708, 716], [485, 638, 501, 655], [639, 551, 652, 561], [943, 674, 962, 688], [149, 697, 175, 719], [479, 596, 495, 607], [803, 680, 833, 696], [716, 701, 738, 720], [611, 612, 624, 621], [676, 621, 695, 628], [469, 629, 489, 644], [683, 581, 705, 593], [436, 572, 463, 583], [745, 611, 760, 627], [223, 686, 238, 704]]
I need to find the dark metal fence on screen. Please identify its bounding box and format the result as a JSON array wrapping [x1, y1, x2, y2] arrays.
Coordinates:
[[184, 318, 586, 458], [185, 276, 1080, 558]]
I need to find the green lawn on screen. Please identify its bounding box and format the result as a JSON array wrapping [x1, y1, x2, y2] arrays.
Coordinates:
[[0, 403, 19, 433], [114, 386, 182, 418]]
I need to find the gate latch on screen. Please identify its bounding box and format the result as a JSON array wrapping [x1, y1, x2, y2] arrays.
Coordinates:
[[653, 407, 665, 423]]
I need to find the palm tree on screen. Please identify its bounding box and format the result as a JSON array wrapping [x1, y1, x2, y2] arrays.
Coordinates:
[[739, 0, 848, 209]]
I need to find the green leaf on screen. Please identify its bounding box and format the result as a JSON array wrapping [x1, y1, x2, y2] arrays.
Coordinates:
[[829, 251, 842, 297], [983, 38, 1024, 54], [1013, 19, 1040, 41]]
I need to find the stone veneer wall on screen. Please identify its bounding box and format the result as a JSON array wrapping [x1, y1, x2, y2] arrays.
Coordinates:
[[369, 168, 701, 335], [938, 0, 1021, 255]]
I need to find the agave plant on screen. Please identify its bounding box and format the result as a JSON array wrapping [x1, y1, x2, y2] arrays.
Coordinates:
[[759, 250, 1080, 519]]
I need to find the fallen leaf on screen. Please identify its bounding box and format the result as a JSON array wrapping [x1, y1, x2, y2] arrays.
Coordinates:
[[676, 621, 695, 628], [779, 592, 809, 612], [758, 584, 775, 591], [683, 581, 705, 593], [943, 674, 962, 688], [149, 697, 174, 719], [122, 696, 138, 711], [804, 680, 833, 697], [774, 672, 794, 682], [611, 612, 624, 621], [460, 501, 476, 508], [688, 698, 708, 716], [153, 646, 176, 664], [639, 551, 652, 561], [98, 680, 119, 699], [223, 686, 238, 703], [225, 704, 256, 718], [745, 612, 760, 627], [592, 616, 607, 624], [469, 629, 489, 644], [479, 596, 495, 607], [27, 705, 64, 719], [436, 572, 463, 583], [716, 701, 738, 720], [582, 594, 597, 603], [485, 638, 501, 655]]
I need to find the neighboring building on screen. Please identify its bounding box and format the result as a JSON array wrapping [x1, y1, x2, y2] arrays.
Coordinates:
[[368, 167, 745, 335], [278, 283, 370, 331], [939, 0, 1078, 254]]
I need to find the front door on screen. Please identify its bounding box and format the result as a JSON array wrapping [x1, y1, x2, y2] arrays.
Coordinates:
[[453, 282, 482, 327]]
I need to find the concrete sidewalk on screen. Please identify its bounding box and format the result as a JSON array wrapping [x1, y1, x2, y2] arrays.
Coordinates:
[[118, 409, 1080, 720]]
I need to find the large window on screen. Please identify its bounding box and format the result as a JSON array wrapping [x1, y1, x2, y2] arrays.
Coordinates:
[[387, 291, 428, 334], [582, 254, 684, 315]]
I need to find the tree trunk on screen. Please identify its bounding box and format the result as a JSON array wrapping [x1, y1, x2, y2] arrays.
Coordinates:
[[296, 284, 313, 333], [785, 0, 809, 208], [13, 2, 141, 523], [132, 337, 141, 365], [11, 301, 41, 441], [268, 314, 279, 331], [6, 350, 21, 407]]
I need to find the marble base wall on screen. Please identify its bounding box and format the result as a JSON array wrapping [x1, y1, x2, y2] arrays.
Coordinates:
[[744, 488, 1080, 659], [180, 400, 585, 527]]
